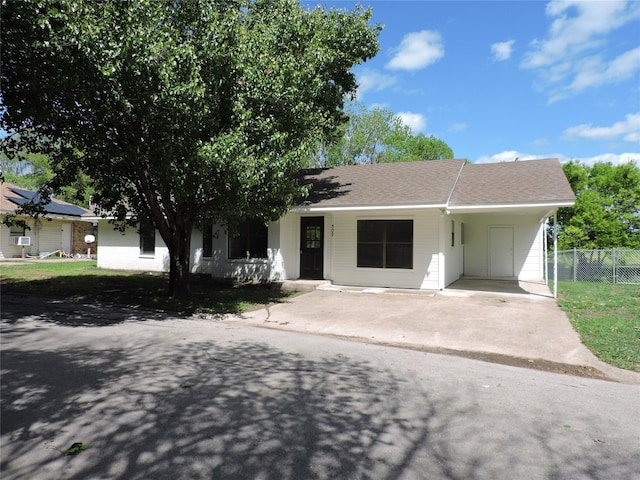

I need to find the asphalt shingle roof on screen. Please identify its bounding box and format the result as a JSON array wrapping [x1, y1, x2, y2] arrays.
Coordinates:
[[297, 158, 575, 209], [448, 158, 576, 206], [298, 159, 466, 207]]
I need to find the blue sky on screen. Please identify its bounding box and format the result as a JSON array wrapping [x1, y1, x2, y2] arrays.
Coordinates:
[[308, 0, 640, 165]]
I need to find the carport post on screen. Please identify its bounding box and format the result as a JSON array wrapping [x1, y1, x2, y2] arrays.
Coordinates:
[[553, 212, 558, 299]]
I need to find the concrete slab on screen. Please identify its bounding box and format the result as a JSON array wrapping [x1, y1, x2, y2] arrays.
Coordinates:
[[226, 280, 640, 384]]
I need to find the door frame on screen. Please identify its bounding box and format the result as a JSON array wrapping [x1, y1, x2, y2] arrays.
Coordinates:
[[299, 216, 324, 279]]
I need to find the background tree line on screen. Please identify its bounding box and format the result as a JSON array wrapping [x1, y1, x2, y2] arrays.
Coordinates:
[[557, 161, 640, 250]]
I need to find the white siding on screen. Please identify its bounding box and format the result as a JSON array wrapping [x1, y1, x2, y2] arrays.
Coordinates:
[[207, 221, 285, 282], [520, 222, 545, 281], [97, 221, 287, 282], [443, 214, 465, 287], [280, 209, 442, 289], [462, 213, 545, 281], [0, 217, 87, 258], [97, 223, 168, 272]]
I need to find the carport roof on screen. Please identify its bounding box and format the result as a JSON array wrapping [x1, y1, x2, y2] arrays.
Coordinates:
[[448, 158, 576, 206], [296, 158, 575, 210]]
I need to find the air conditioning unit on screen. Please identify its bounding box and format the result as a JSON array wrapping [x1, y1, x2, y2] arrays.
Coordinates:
[[10, 236, 31, 246]]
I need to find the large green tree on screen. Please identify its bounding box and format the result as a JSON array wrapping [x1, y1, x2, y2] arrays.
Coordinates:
[[558, 161, 640, 249], [311, 102, 453, 166], [1, 0, 380, 296]]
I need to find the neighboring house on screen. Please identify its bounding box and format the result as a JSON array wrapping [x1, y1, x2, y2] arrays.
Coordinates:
[[95, 158, 575, 290], [0, 182, 95, 259]]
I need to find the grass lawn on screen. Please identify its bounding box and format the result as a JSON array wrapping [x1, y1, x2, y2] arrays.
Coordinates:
[[557, 281, 640, 372], [0, 260, 296, 316]]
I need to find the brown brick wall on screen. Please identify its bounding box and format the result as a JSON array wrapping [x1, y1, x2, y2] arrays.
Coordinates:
[[72, 222, 98, 256]]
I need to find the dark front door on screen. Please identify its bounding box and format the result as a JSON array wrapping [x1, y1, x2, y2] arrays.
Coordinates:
[[300, 216, 324, 279]]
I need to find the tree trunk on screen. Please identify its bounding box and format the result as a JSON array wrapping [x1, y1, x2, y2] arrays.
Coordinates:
[[168, 225, 192, 298]]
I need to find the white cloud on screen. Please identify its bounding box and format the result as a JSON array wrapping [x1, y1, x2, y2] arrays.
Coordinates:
[[522, 0, 635, 69], [550, 47, 640, 102], [475, 151, 537, 164], [491, 40, 515, 62], [355, 69, 397, 99], [397, 112, 427, 133], [448, 122, 467, 132], [474, 150, 640, 166], [576, 152, 640, 166], [386, 30, 444, 71], [563, 113, 640, 142], [521, 0, 640, 101]]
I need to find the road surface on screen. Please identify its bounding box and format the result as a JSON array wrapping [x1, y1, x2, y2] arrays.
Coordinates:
[[2, 302, 639, 479]]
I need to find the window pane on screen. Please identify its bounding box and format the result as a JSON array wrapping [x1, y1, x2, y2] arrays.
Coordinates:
[[357, 219, 413, 269], [386, 220, 413, 243], [357, 243, 383, 268], [228, 219, 268, 259], [357, 220, 384, 242], [386, 244, 413, 269], [305, 225, 322, 248], [139, 223, 155, 255], [10, 224, 25, 236]]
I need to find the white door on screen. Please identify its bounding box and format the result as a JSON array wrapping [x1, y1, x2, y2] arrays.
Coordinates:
[[61, 223, 72, 254], [489, 226, 514, 277]]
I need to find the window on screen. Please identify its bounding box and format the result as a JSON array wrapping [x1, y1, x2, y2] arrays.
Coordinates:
[[357, 220, 413, 269], [139, 222, 155, 256], [451, 220, 455, 247], [9, 224, 26, 236], [202, 224, 213, 258], [228, 219, 268, 260]]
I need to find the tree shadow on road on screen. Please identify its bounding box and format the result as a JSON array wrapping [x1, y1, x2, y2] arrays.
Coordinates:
[[2, 323, 637, 480], [2, 334, 444, 480]]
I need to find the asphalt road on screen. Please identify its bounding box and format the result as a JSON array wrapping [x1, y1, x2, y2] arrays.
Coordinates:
[[2, 299, 639, 480]]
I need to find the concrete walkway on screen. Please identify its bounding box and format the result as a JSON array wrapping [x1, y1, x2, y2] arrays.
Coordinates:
[[226, 279, 640, 384]]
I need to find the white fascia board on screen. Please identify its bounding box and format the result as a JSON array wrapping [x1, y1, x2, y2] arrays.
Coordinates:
[[447, 201, 575, 213], [290, 203, 448, 213]]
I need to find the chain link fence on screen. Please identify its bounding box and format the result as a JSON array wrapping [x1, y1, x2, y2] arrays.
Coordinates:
[[552, 249, 640, 285]]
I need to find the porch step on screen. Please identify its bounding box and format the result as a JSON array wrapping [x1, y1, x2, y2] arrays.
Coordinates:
[[280, 279, 331, 292]]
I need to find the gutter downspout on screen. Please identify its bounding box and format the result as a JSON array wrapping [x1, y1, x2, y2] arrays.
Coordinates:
[[544, 218, 548, 286], [553, 211, 558, 299]]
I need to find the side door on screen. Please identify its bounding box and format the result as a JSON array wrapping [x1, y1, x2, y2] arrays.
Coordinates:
[[489, 226, 514, 277]]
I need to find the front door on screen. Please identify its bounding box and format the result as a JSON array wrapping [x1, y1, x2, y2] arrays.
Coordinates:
[[489, 226, 514, 277], [300, 217, 324, 279]]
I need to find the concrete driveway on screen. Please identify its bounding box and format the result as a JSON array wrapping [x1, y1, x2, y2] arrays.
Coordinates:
[[227, 279, 640, 384]]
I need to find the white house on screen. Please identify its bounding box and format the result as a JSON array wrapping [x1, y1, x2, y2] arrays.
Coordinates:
[[95, 158, 575, 290], [0, 182, 94, 259]]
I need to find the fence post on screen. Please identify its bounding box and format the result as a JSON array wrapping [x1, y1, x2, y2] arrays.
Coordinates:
[[612, 247, 616, 284], [573, 247, 577, 282]]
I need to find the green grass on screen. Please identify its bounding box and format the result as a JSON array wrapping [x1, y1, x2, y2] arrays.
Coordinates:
[[0, 260, 296, 316], [557, 281, 640, 371]]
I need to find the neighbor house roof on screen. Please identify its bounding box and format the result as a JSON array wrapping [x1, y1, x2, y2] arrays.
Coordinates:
[[296, 158, 575, 211], [0, 181, 89, 218]]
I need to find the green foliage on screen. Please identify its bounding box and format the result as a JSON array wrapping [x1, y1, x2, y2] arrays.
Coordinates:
[[558, 161, 640, 249], [1, 0, 380, 295], [0, 149, 93, 207], [63, 442, 93, 456], [311, 101, 453, 166]]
